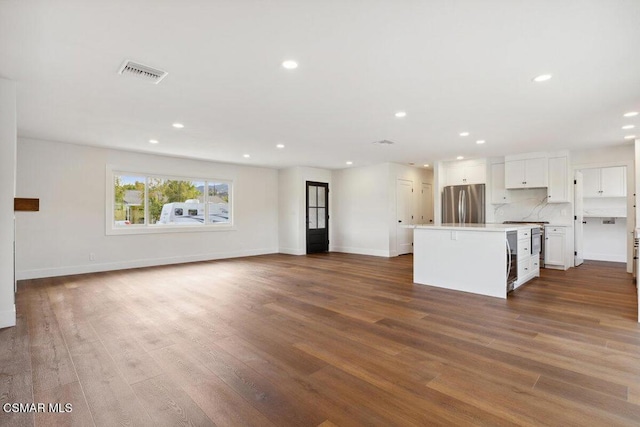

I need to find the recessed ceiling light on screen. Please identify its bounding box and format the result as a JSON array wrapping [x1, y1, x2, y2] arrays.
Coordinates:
[[622, 125, 635, 130], [282, 60, 298, 70], [276, 143, 285, 149], [533, 74, 552, 82], [459, 132, 469, 137], [624, 111, 638, 117], [423, 164, 429, 168], [624, 135, 636, 140], [456, 156, 464, 160], [346, 161, 353, 165], [476, 140, 486, 144], [243, 154, 250, 158], [395, 111, 407, 118], [172, 123, 184, 129], [149, 139, 159, 144]]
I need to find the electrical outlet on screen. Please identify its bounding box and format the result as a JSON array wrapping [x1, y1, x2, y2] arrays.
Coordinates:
[[89, 252, 95, 261]]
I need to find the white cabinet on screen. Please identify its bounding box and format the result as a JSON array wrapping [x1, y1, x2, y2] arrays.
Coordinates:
[[547, 156, 569, 203], [582, 168, 600, 197], [514, 226, 540, 289], [444, 161, 486, 186], [582, 166, 626, 197], [505, 157, 548, 189], [490, 163, 510, 204], [515, 256, 540, 289], [545, 226, 570, 270], [601, 167, 626, 196], [531, 256, 540, 273], [517, 238, 530, 258]]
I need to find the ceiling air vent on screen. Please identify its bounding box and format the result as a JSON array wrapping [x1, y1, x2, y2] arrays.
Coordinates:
[[372, 139, 395, 145], [118, 60, 168, 84]]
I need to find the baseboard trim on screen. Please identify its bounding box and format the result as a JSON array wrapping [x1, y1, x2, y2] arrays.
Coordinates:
[[331, 246, 391, 257], [0, 305, 16, 329], [278, 248, 306, 255], [16, 248, 278, 280], [583, 253, 626, 263]]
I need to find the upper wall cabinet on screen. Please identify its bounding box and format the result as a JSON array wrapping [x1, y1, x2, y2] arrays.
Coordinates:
[[444, 160, 486, 186], [547, 156, 569, 203], [582, 166, 626, 198], [504, 155, 548, 189], [490, 163, 510, 204]]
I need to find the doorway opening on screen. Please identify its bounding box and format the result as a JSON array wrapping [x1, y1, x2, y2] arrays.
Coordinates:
[[306, 181, 329, 254], [396, 179, 413, 255], [575, 166, 627, 264]]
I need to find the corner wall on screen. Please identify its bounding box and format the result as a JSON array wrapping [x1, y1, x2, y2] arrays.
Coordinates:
[[331, 163, 432, 257], [332, 163, 391, 256], [16, 138, 279, 279], [0, 78, 16, 328]]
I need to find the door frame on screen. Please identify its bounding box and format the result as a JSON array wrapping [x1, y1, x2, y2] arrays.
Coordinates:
[[572, 161, 633, 272], [574, 170, 584, 266], [305, 181, 329, 254], [396, 178, 414, 255]]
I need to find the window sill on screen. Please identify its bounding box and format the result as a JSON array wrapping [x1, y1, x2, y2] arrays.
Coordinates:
[[106, 224, 236, 236]]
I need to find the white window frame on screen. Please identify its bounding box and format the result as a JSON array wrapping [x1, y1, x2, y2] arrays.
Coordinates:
[[106, 166, 235, 235]]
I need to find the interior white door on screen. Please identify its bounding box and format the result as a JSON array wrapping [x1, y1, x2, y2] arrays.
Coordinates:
[[396, 179, 413, 255], [420, 183, 433, 224], [574, 170, 584, 266]]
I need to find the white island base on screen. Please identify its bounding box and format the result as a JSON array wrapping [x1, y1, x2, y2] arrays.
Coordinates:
[[412, 224, 540, 299]]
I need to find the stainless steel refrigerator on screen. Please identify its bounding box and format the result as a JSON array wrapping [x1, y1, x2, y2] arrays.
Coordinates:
[[442, 184, 486, 224]]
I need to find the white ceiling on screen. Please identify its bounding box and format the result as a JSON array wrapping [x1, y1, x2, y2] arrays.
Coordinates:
[[1, 0, 639, 170]]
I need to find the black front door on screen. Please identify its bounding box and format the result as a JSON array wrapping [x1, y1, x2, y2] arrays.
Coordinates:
[[306, 181, 329, 254]]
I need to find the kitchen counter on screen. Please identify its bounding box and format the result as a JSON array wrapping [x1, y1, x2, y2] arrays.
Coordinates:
[[412, 224, 540, 299], [409, 223, 538, 232]]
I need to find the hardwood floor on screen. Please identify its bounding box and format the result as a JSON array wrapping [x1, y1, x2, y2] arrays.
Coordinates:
[[1, 254, 639, 426]]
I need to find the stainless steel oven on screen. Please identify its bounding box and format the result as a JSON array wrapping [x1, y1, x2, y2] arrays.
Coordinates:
[[531, 227, 541, 257], [503, 221, 547, 267]]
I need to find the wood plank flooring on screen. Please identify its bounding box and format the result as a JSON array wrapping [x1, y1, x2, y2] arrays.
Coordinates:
[[1, 254, 639, 426]]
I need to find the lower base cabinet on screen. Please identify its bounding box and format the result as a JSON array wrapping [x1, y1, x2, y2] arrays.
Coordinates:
[[515, 255, 540, 289], [514, 227, 541, 289], [545, 226, 570, 270]]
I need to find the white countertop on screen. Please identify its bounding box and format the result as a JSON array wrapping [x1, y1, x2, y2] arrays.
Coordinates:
[[410, 223, 540, 232]]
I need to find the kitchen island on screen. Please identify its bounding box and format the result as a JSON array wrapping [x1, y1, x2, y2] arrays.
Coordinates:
[[411, 223, 540, 299]]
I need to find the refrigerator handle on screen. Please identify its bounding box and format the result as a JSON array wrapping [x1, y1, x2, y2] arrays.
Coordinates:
[[458, 190, 462, 223], [461, 189, 466, 223]]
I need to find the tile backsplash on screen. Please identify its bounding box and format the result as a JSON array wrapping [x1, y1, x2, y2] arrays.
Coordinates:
[[490, 188, 572, 225]]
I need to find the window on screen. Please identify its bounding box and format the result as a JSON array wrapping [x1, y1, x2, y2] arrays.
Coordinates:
[[108, 169, 233, 234]]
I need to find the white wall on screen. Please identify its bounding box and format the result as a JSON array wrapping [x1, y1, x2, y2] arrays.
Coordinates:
[[583, 218, 627, 262], [277, 166, 332, 255], [278, 167, 300, 254], [581, 184, 627, 262], [331, 163, 431, 257], [332, 163, 391, 256], [0, 78, 16, 328], [16, 138, 279, 279]]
